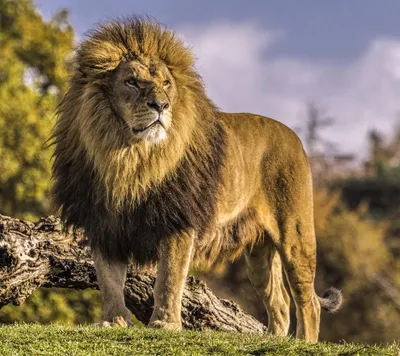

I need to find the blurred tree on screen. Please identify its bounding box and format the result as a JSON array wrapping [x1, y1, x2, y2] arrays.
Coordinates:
[[0, 288, 103, 325], [303, 101, 336, 158], [364, 124, 400, 180], [296, 102, 356, 184], [314, 189, 400, 344], [0, 0, 104, 327], [0, 0, 73, 219], [332, 123, 400, 263]]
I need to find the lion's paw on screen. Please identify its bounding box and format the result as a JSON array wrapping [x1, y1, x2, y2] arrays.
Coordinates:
[[93, 316, 131, 328], [148, 320, 182, 331]]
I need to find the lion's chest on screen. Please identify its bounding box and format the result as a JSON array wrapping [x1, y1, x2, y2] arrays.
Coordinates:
[[63, 124, 226, 265], [88, 151, 223, 264]]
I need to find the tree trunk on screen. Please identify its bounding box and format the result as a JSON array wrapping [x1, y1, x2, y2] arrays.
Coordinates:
[[0, 214, 266, 333]]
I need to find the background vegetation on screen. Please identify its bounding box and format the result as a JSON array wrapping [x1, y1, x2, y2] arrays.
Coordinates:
[[0, 0, 399, 347]]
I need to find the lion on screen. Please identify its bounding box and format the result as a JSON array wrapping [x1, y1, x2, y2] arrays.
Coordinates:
[[51, 16, 342, 342]]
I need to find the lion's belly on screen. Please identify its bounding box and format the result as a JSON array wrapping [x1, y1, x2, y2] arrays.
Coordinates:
[[193, 207, 264, 266]]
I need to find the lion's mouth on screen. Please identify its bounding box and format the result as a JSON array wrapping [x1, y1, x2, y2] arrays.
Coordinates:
[[132, 118, 165, 134]]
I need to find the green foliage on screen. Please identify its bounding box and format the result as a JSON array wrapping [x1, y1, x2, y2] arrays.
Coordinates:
[[0, 288, 102, 325], [0, 324, 397, 356], [314, 190, 400, 344], [0, 0, 73, 219]]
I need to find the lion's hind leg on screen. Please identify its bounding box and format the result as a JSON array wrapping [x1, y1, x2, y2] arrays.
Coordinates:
[[245, 238, 291, 337], [276, 217, 321, 342]]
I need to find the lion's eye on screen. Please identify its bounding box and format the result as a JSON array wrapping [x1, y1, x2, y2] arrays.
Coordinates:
[[125, 78, 138, 88], [163, 80, 170, 87]]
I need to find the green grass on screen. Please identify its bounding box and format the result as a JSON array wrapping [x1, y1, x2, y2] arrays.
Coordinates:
[[0, 324, 397, 356]]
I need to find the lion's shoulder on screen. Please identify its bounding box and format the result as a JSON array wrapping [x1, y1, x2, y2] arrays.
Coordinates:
[[218, 112, 305, 152]]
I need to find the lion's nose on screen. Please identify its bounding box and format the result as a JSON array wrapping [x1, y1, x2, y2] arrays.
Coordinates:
[[147, 100, 169, 113]]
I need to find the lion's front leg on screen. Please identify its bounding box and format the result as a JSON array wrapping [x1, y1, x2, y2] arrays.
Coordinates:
[[92, 250, 132, 327], [148, 232, 194, 330]]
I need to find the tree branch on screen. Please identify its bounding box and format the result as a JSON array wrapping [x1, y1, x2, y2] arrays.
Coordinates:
[[0, 214, 266, 333]]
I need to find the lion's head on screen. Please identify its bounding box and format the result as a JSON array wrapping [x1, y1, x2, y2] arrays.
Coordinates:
[[52, 17, 218, 209], [109, 57, 177, 144]]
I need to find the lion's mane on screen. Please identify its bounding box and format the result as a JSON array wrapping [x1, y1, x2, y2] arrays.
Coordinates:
[[51, 17, 226, 264]]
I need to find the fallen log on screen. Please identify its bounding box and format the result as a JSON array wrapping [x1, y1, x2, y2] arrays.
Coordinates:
[[0, 214, 266, 333]]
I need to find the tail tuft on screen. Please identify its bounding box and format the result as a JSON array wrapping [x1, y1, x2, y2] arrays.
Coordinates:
[[318, 287, 343, 313]]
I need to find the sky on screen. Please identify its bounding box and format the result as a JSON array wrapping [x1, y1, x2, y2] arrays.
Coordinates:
[[35, 0, 400, 158]]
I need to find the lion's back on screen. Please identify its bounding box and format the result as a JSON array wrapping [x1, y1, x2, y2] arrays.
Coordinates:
[[218, 111, 308, 169]]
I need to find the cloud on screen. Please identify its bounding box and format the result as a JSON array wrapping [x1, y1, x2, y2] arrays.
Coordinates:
[[180, 22, 400, 157]]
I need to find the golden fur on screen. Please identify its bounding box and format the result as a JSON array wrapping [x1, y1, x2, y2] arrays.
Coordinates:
[[51, 17, 342, 342]]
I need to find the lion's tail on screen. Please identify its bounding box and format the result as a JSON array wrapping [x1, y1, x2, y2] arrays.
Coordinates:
[[317, 287, 343, 313]]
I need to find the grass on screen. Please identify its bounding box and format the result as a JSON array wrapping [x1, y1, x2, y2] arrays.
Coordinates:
[[0, 324, 397, 356]]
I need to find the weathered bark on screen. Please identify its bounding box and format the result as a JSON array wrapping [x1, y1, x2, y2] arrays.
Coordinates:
[[0, 214, 266, 333]]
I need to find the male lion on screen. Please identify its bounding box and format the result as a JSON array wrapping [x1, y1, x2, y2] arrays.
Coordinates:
[[51, 16, 342, 342]]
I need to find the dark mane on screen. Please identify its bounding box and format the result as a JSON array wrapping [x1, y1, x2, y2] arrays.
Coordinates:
[[51, 16, 226, 264]]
